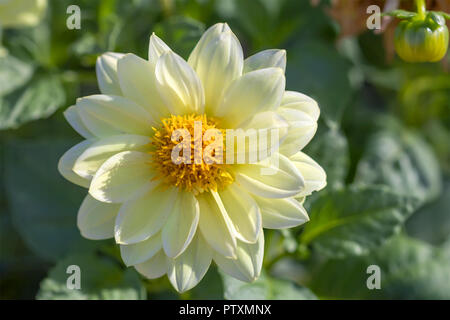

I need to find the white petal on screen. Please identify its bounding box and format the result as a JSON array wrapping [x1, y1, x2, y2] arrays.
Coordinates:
[[188, 25, 243, 115], [214, 231, 264, 283], [135, 250, 167, 279], [148, 33, 171, 63], [96, 52, 124, 95], [117, 53, 168, 120], [254, 196, 309, 229], [234, 153, 305, 198], [58, 140, 93, 188], [280, 91, 320, 121], [120, 233, 162, 266], [74, 134, 150, 180], [218, 184, 261, 243], [167, 232, 212, 293], [89, 151, 156, 203], [156, 51, 205, 115], [63, 106, 94, 139], [162, 191, 200, 258], [115, 185, 178, 244], [290, 151, 327, 197], [243, 49, 286, 73], [216, 68, 285, 127], [277, 107, 317, 157], [76, 95, 154, 137], [197, 191, 237, 258], [77, 194, 120, 240]]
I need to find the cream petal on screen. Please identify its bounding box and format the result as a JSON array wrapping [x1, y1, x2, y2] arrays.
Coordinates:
[[76, 95, 154, 137], [197, 191, 237, 259], [280, 91, 320, 121], [96, 52, 124, 95], [234, 153, 305, 198], [155, 51, 205, 115], [63, 106, 95, 139], [89, 151, 156, 203], [188, 27, 243, 115], [135, 250, 167, 279], [167, 232, 212, 293], [277, 107, 317, 157], [115, 185, 178, 244], [214, 231, 264, 283], [77, 194, 121, 240], [215, 68, 285, 127], [148, 33, 171, 63], [117, 53, 168, 120], [254, 196, 309, 229], [120, 233, 162, 266], [58, 140, 93, 188], [162, 191, 200, 258], [243, 49, 286, 73], [73, 134, 150, 180], [218, 184, 261, 244], [290, 151, 327, 197], [231, 111, 288, 162]]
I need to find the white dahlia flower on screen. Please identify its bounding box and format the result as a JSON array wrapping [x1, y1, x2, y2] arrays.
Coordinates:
[[58, 23, 326, 292], [0, 0, 47, 28]]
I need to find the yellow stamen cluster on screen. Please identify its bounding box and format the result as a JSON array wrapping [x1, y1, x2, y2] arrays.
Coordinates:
[[150, 114, 233, 194]]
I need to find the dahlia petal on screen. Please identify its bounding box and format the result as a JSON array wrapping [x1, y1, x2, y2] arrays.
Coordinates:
[[218, 184, 261, 244], [234, 153, 305, 198], [58, 140, 93, 188], [76, 95, 154, 137], [89, 151, 156, 203], [216, 68, 285, 127], [117, 53, 168, 120], [63, 106, 95, 139], [280, 91, 320, 121], [188, 25, 243, 115], [120, 232, 162, 266], [167, 232, 212, 293], [243, 49, 286, 73], [96, 52, 124, 95], [77, 194, 120, 240], [73, 134, 150, 180], [197, 191, 237, 259], [135, 250, 167, 279], [277, 107, 317, 157], [214, 231, 264, 283], [148, 33, 171, 63], [254, 196, 309, 229], [162, 191, 200, 258], [290, 152, 327, 197], [155, 51, 205, 115], [115, 185, 178, 244]]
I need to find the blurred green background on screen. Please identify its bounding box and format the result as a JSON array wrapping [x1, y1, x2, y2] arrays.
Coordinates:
[[0, 0, 449, 300]]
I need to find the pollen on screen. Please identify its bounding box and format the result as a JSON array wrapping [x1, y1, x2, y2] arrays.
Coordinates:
[[150, 114, 234, 194]]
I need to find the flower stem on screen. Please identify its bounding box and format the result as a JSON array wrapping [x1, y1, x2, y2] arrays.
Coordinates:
[[415, 0, 426, 19]]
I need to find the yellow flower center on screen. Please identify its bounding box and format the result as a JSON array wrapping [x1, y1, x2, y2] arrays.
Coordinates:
[[150, 114, 234, 194]]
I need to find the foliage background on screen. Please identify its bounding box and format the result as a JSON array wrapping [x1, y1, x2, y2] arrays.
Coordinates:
[[0, 0, 449, 300]]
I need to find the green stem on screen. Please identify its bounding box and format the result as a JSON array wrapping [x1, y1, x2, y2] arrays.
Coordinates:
[[415, 0, 426, 19]]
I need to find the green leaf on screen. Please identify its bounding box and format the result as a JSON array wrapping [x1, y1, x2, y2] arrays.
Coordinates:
[[355, 128, 442, 205], [3, 138, 87, 262], [308, 235, 450, 299], [0, 54, 34, 96], [300, 185, 418, 258], [287, 42, 353, 127], [0, 74, 65, 130], [222, 272, 317, 300], [36, 252, 146, 300], [303, 125, 349, 190], [406, 179, 450, 246]]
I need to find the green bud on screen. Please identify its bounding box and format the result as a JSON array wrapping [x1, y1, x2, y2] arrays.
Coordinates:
[[395, 11, 449, 63]]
